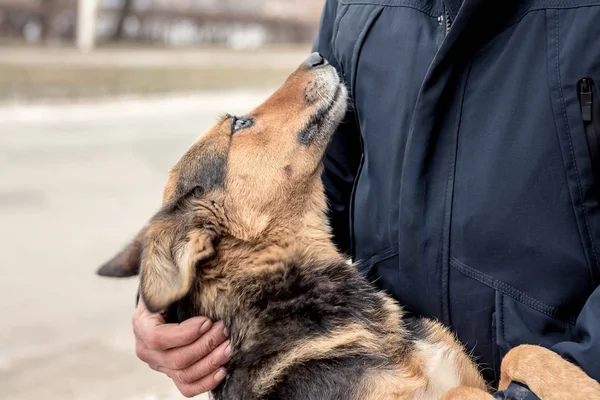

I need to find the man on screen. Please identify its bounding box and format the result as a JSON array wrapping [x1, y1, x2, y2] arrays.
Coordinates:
[[132, 0, 600, 398]]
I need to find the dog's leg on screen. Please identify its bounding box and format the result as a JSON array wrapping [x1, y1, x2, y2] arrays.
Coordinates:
[[499, 344, 600, 400]]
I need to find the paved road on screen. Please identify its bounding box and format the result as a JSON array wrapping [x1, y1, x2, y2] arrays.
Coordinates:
[[0, 91, 271, 400]]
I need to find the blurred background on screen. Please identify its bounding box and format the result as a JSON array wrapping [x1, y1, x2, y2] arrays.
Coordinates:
[[0, 1, 322, 399]]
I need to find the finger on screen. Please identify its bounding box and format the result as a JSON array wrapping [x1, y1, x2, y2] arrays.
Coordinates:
[[141, 316, 214, 353], [159, 321, 228, 370], [132, 299, 166, 339], [157, 317, 215, 350], [135, 317, 214, 365], [134, 297, 214, 351], [163, 340, 232, 384], [135, 297, 164, 322], [173, 368, 228, 398]]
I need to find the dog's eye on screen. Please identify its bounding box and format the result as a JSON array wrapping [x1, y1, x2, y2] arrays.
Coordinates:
[[231, 116, 253, 134]]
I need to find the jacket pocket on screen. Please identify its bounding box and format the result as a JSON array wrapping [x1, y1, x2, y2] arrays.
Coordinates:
[[577, 78, 600, 201], [544, 7, 600, 290], [494, 291, 578, 359]]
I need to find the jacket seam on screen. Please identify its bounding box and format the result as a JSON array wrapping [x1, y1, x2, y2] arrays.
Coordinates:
[[552, 10, 600, 277], [339, 0, 438, 17], [355, 244, 399, 275], [471, 4, 600, 59], [524, 1, 600, 11], [450, 257, 577, 325], [349, 7, 383, 102], [331, 4, 349, 74], [338, 0, 600, 25], [500, 3, 600, 31], [364, 244, 398, 265], [439, 60, 474, 326], [347, 6, 383, 258]]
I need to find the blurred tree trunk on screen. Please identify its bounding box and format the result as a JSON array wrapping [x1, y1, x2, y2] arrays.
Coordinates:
[[112, 0, 134, 40]]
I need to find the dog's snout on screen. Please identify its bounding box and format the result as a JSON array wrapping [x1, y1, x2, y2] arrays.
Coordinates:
[[303, 52, 328, 70]]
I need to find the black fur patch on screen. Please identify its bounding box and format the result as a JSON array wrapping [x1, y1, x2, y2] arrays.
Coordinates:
[[262, 356, 390, 400], [174, 140, 228, 199], [404, 316, 429, 342], [164, 291, 198, 323], [155, 186, 205, 219], [298, 85, 341, 145], [168, 259, 407, 399]]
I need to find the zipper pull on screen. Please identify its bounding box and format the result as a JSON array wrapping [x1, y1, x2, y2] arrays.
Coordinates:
[[581, 78, 593, 122]]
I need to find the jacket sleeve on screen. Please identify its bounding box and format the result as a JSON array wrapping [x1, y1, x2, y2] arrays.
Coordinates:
[[493, 383, 540, 400], [312, 0, 363, 256], [551, 285, 600, 381]]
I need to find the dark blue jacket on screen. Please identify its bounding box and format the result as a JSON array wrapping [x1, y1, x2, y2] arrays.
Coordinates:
[[313, 0, 600, 395]]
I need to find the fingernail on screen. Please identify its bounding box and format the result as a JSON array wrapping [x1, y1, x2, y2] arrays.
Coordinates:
[[200, 320, 212, 335], [223, 327, 229, 338], [224, 343, 232, 358], [214, 368, 227, 382]]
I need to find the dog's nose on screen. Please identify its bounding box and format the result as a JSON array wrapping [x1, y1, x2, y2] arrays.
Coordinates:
[[303, 52, 328, 69]]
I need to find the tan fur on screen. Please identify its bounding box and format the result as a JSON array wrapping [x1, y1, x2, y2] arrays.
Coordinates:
[[162, 168, 178, 204], [101, 58, 493, 399], [419, 320, 489, 392], [357, 365, 428, 400], [254, 322, 380, 395], [442, 344, 600, 399], [140, 224, 205, 312], [499, 345, 600, 400]]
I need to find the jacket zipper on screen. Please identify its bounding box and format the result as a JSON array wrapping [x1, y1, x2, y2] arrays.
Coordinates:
[[444, 5, 452, 34], [578, 78, 600, 199]]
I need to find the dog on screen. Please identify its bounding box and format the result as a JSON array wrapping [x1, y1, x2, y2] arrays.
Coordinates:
[[97, 53, 599, 399]]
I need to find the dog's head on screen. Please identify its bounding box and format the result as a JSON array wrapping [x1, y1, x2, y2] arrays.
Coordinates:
[[97, 53, 347, 312]]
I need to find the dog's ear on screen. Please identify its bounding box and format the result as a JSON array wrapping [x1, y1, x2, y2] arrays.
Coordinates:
[[140, 224, 217, 313], [97, 227, 147, 277], [139, 190, 219, 312]]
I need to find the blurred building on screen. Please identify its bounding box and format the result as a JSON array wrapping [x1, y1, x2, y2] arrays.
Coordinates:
[[0, 0, 324, 48]]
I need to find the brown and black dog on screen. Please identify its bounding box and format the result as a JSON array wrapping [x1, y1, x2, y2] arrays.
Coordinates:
[[97, 53, 600, 400]]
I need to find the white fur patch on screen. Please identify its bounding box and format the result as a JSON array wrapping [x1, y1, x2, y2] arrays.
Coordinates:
[[414, 341, 461, 400]]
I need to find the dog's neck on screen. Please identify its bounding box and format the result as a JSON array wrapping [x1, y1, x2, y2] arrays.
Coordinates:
[[213, 181, 343, 265], [190, 204, 345, 321], [219, 208, 343, 268], [194, 231, 350, 351], [184, 184, 348, 324]]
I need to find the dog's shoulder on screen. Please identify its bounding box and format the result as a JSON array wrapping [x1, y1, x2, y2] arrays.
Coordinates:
[[219, 257, 410, 398], [234, 256, 388, 328]]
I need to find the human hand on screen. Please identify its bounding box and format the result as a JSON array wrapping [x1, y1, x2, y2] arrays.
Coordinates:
[[132, 300, 231, 397]]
